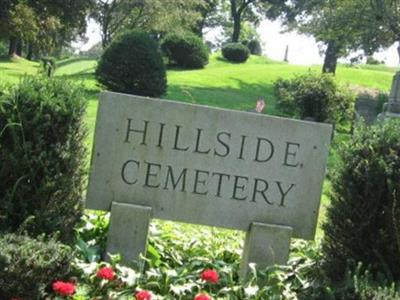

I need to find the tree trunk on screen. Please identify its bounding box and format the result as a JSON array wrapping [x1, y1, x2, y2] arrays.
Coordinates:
[[230, 0, 241, 42], [16, 40, 22, 56], [27, 43, 34, 60], [8, 37, 17, 56], [322, 40, 339, 74], [232, 14, 241, 42]]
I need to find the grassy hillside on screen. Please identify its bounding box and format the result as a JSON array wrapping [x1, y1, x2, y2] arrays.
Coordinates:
[[1, 54, 395, 143], [1, 54, 396, 109], [0, 54, 396, 238]]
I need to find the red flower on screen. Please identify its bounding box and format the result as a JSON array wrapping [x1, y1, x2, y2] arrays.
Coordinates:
[[96, 266, 116, 280], [52, 281, 76, 296], [135, 290, 152, 300], [194, 294, 212, 300], [11, 298, 22, 300], [200, 269, 219, 284]]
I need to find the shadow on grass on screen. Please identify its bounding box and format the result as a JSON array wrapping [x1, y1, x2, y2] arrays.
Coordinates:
[[56, 57, 96, 68], [165, 77, 279, 115], [58, 67, 95, 77], [216, 56, 248, 64]]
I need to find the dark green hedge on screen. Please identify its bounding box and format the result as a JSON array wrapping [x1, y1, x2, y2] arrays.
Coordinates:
[[96, 30, 167, 97], [222, 43, 250, 63], [273, 72, 354, 125], [0, 77, 87, 243], [0, 233, 73, 299], [162, 32, 209, 69], [323, 121, 400, 282]]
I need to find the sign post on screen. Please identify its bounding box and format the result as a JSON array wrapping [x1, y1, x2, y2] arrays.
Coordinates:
[[87, 91, 332, 274]]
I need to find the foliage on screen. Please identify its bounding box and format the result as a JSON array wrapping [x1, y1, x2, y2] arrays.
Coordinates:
[[322, 120, 400, 282], [192, 0, 220, 37], [351, 264, 400, 300], [245, 39, 262, 55], [0, 77, 87, 243], [273, 72, 355, 125], [79, 42, 103, 58], [8, 3, 39, 46], [75, 212, 110, 263], [221, 42, 250, 62], [0, 0, 91, 57], [0, 233, 73, 299], [376, 92, 389, 115], [92, 0, 205, 47], [96, 30, 167, 97], [226, 0, 287, 42], [276, 0, 396, 73], [40, 56, 57, 77], [366, 56, 385, 65], [0, 39, 7, 56], [71, 217, 330, 299], [162, 32, 209, 69]]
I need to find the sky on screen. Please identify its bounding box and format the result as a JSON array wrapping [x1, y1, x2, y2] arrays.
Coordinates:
[[76, 18, 399, 67]]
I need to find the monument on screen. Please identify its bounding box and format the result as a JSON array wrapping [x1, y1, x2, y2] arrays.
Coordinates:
[[86, 91, 332, 276], [381, 72, 400, 118]]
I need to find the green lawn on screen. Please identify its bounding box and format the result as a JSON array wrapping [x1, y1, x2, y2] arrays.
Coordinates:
[[0, 54, 396, 238], [1, 54, 395, 118]]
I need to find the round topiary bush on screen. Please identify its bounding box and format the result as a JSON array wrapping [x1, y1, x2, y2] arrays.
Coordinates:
[[322, 120, 400, 282], [161, 32, 209, 69], [247, 39, 262, 55], [0, 233, 73, 299], [222, 43, 250, 63], [96, 30, 167, 97], [0, 77, 86, 243]]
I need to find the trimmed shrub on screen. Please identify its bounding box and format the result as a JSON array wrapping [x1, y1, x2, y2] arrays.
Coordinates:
[[0, 233, 73, 299], [162, 32, 209, 69], [96, 30, 167, 97], [273, 72, 354, 125], [0, 77, 86, 243], [322, 120, 400, 281], [247, 39, 262, 55], [40, 56, 57, 77], [221, 43, 250, 63], [366, 56, 384, 65]]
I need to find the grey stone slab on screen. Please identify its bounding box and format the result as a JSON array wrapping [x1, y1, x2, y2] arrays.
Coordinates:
[[240, 222, 292, 277], [106, 202, 151, 263], [389, 72, 400, 103], [87, 92, 332, 240]]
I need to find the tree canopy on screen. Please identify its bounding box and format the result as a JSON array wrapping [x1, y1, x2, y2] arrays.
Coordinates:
[[0, 0, 92, 57]]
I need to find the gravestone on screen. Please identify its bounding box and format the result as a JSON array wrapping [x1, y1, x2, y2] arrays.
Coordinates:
[[381, 72, 400, 119], [86, 91, 332, 276]]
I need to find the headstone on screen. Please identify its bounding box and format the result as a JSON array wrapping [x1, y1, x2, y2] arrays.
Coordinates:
[[355, 96, 379, 125], [284, 45, 289, 63], [381, 72, 400, 119], [86, 91, 332, 275]]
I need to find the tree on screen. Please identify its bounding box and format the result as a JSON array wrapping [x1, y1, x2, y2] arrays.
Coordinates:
[[27, 0, 92, 57], [91, 0, 143, 48], [0, 0, 91, 58], [192, 0, 220, 37], [229, 0, 260, 42], [277, 0, 396, 74], [124, 0, 204, 37], [8, 3, 39, 56], [371, 0, 400, 64], [92, 0, 205, 48], [222, 0, 287, 43]]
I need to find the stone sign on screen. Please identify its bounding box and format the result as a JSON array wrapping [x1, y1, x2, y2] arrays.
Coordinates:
[[87, 91, 332, 275]]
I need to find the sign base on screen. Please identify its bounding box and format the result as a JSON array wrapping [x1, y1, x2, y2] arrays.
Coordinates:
[[106, 202, 152, 264], [106, 203, 293, 275], [240, 222, 293, 278]]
